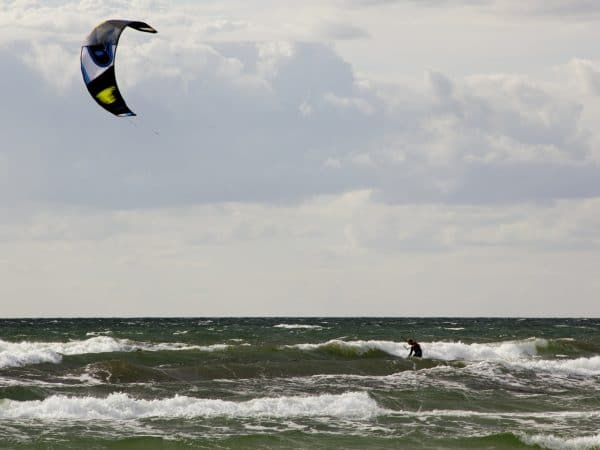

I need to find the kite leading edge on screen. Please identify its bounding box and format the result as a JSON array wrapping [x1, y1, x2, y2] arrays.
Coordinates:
[[81, 20, 157, 117]]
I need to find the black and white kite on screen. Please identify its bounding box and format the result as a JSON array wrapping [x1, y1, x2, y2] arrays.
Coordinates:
[[81, 20, 157, 117]]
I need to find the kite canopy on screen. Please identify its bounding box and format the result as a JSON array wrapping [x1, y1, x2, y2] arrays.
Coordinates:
[[81, 20, 157, 117]]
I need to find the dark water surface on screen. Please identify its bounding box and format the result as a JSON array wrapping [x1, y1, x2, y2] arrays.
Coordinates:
[[1, 318, 599, 449]]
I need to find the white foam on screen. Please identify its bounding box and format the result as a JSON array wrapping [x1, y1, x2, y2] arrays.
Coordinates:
[[0, 391, 384, 420], [148, 342, 230, 352], [507, 356, 600, 376], [0, 340, 62, 368], [0, 376, 69, 387], [520, 433, 600, 450], [0, 337, 229, 369], [398, 409, 600, 420], [274, 324, 323, 329], [85, 331, 113, 336], [59, 373, 104, 385], [424, 338, 545, 362]]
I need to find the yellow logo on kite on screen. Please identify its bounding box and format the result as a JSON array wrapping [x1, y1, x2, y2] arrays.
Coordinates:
[[96, 86, 117, 105]]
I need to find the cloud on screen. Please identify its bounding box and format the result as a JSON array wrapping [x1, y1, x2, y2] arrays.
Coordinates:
[[323, 92, 375, 115], [2, 0, 600, 316], [316, 21, 370, 41], [4, 40, 600, 209], [341, 0, 600, 14], [2, 193, 600, 316], [500, 0, 600, 18], [6, 190, 600, 255], [568, 58, 600, 95], [2, 0, 600, 213]]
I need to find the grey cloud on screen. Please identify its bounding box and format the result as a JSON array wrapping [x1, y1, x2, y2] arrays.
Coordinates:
[[505, 0, 600, 18], [340, 0, 488, 9], [339, 0, 600, 19], [2, 34, 600, 210], [427, 71, 454, 100], [341, 0, 400, 7], [340, 0, 482, 7], [316, 22, 370, 41], [1, 42, 381, 208]]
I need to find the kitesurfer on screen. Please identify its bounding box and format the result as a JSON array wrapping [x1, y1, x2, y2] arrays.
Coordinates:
[[407, 339, 422, 358]]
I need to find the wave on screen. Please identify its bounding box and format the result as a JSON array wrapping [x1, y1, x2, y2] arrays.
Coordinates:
[[274, 324, 323, 329], [84, 360, 175, 384], [506, 356, 600, 376], [288, 338, 600, 376], [288, 339, 405, 357], [85, 331, 113, 336], [288, 338, 546, 361], [0, 391, 384, 420], [424, 339, 545, 361], [519, 432, 600, 450], [396, 409, 600, 420], [0, 337, 229, 369]]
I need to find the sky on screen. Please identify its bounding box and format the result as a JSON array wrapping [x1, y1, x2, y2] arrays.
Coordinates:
[[2, 0, 600, 317]]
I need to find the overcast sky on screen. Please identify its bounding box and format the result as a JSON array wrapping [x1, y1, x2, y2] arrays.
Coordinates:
[[2, 0, 600, 317]]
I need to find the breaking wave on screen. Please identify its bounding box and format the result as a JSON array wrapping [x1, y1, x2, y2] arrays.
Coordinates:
[[288, 338, 545, 361], [424, 338, 544, 361], [288, 339, 405, 357], [519, 432, 600, 450], [274, 324, 323, 329], [288, 338, 600, 376], [0, 391, 384, 420], [0, 337, 229, 369], [507, 356, 600, 376]]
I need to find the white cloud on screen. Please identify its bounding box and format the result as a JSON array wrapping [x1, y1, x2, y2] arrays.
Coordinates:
[[256, 41, 294, 79], [200, 19, 249, 35], [21, 41, 77, 91], [299, 100, 313, 117], [323, 92, 374, 115]]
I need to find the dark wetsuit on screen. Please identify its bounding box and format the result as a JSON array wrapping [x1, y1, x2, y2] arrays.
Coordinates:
[[408, 342, 422, 358]]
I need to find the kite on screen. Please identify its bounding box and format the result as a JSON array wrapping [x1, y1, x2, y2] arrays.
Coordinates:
[[81, 20, 157, 117]]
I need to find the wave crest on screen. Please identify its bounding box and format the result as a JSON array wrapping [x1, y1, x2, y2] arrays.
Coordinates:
[[288, 338, 547, 361], [519, 432, 600, 450], [274, 324, 323, 329], [0, 391, 384, 420], [289, 338, 600, 376], [0, 337, 229, 369]]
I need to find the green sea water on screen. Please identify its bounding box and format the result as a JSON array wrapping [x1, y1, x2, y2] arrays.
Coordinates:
[[0, 318, 599, 449]]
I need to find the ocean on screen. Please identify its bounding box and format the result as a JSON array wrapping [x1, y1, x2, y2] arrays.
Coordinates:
[[0, 317, 598, 449]]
